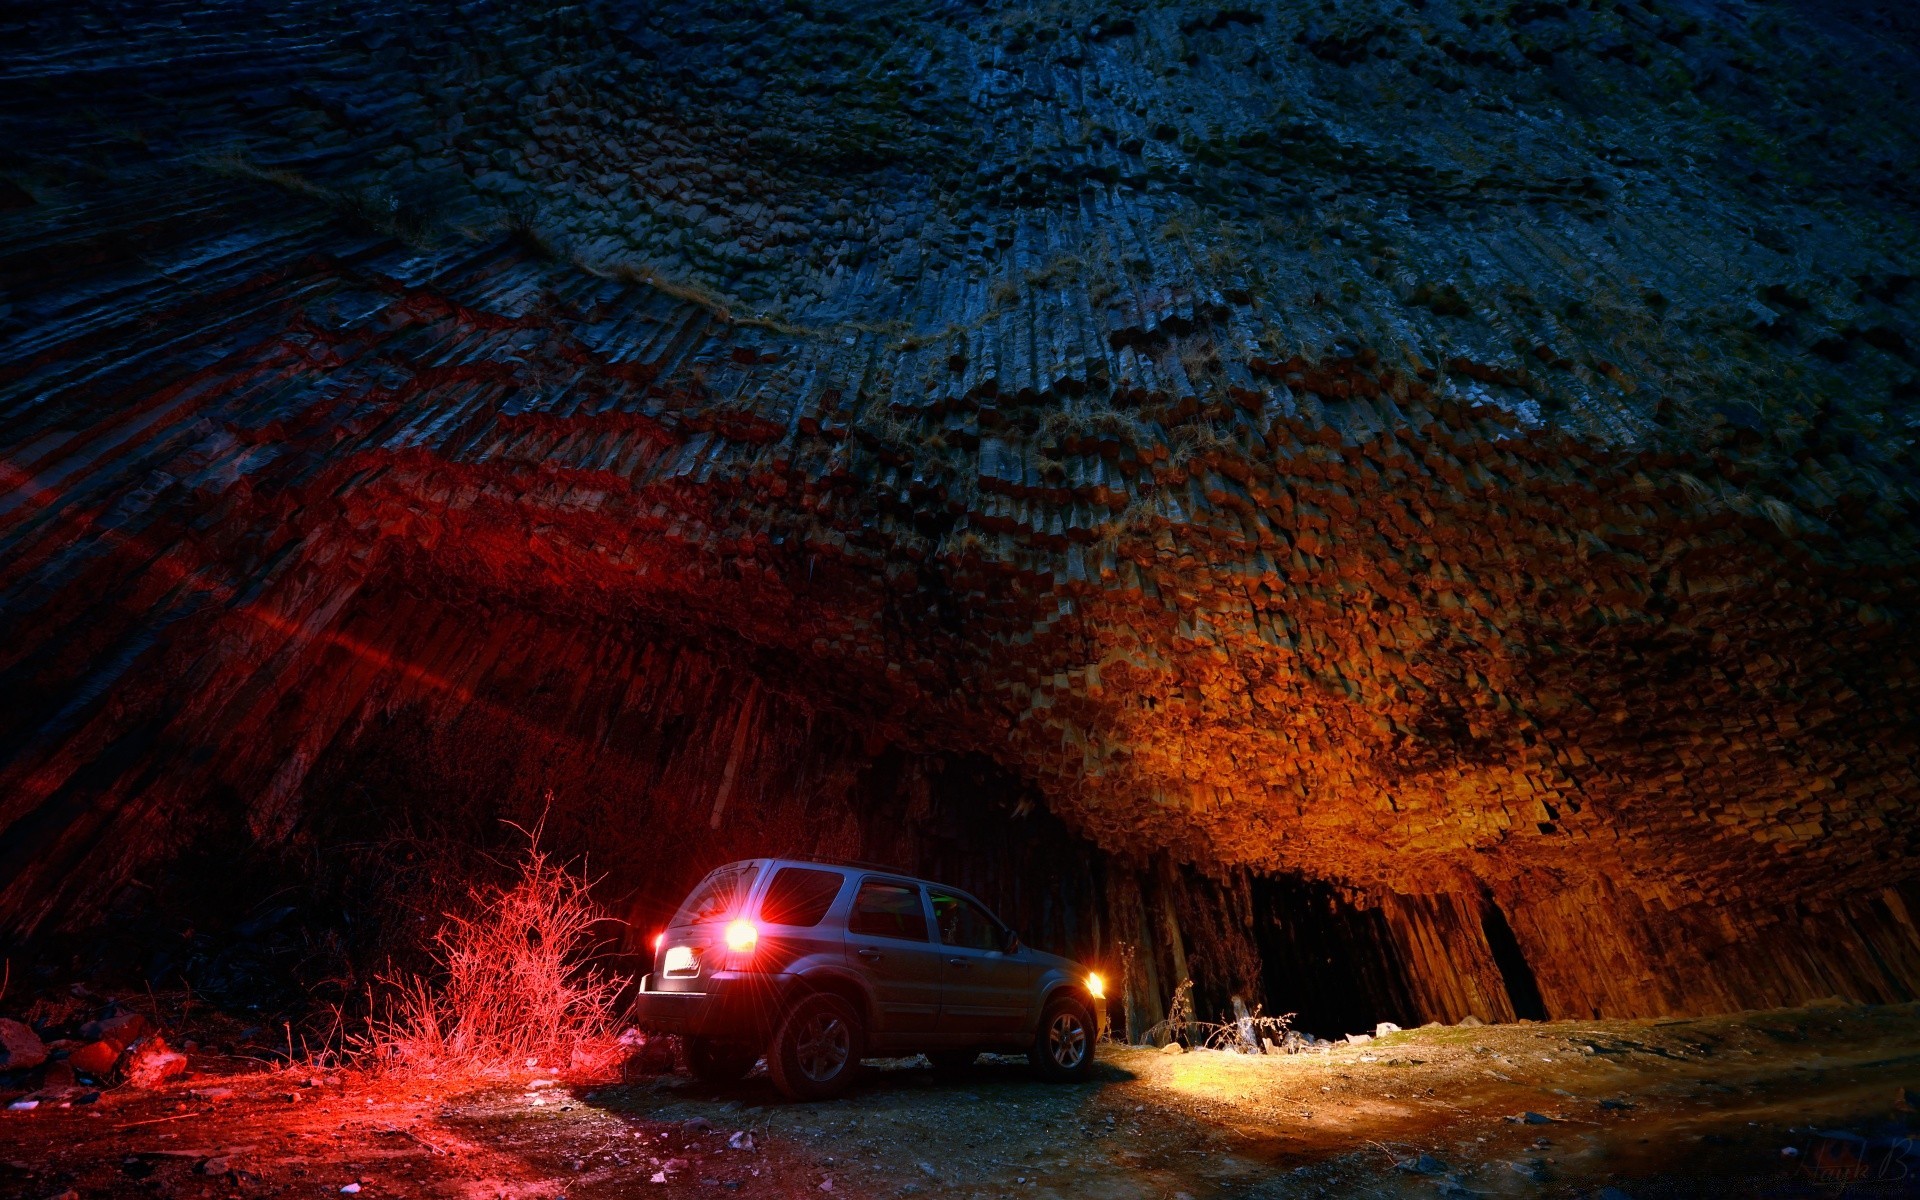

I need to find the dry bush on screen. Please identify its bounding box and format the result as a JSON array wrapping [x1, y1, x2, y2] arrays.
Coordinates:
[[1142, 977, 1294, 1054], [1143, 1009, 1295, 1054], [351, 836, 623, 1080]]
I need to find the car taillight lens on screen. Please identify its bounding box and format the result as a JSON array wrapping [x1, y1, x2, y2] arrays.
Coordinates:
[[663, 945, 697, 975], [1086, 972, 1106, 999], [660, 944, 698, 975], [653, 932, 665, 954], [724, 918, 758, 954]]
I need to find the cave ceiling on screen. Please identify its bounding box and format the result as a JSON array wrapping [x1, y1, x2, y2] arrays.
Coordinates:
[[1, 0, 1917, 932]]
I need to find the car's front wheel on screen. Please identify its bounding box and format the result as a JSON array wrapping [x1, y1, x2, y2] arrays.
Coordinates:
[[685, 1037, 758, 1084], [768, 992, 863, 1101], [1029, 994, 1096, 1082]]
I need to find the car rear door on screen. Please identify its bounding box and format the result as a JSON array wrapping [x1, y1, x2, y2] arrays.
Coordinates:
[[842, 877, 944, 1043], [928, 887, 1032, 1041]]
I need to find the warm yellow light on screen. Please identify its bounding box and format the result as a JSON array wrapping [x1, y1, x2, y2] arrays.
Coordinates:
[[1086, 972, 1106, 999], [725, 918, 759, 953]]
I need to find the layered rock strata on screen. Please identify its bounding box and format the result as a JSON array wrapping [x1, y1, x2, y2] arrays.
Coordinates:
[[2, 0, 1917, 1019]]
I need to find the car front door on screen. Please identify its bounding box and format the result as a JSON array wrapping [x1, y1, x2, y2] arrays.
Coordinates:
[[928, 888, 1032, 1041], [843, 877, 944, 1045]]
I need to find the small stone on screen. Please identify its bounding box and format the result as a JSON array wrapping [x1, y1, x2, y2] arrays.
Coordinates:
[[0, 1020, 47, 1071], [1160, 1041, 1184, 1054], [1396, 1153, 1447, 1175], [684, 1117, 713, 1133], [78, 1011, 150, 1049], [67, 1041, 120, 1075], [1456, 1015, 1485, 1028], [120, 1036, 187, 1089], [727, 1131, 753, 1151], [1374, 1022, 1402, 1037], [340, 1185, 361, 1194], [1522, 1111, 1558, 1124]]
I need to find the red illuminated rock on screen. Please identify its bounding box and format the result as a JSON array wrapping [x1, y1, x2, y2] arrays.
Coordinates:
[[119, 1037, 188, 1089], [77, 1011, 149, 1050], [66, 1040, 121, 1076], [0, 1019, 47, 1072]]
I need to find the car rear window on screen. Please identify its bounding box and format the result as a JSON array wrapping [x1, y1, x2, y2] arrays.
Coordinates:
[[671, 862, 761, 926], [847, 880, 928, 941], [759, 867, 844, 927]]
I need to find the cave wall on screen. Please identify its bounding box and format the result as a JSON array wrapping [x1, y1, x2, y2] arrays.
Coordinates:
[[0, 538, 1558, 1035], [3, 0, 1919, 1025]]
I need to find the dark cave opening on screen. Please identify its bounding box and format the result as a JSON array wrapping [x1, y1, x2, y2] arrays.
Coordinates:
[[1480, 888, 1549, 1022]]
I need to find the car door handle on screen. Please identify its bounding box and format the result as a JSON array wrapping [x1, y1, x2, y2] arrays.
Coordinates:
[[855, 948, 884, 961], [947, 957, 968, 968]]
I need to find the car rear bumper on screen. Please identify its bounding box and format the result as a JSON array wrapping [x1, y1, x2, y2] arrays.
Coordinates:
[[631, 973, 790, 1043]]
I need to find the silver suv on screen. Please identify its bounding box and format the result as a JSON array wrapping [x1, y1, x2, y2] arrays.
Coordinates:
[[632, 858, 1107, 1100]]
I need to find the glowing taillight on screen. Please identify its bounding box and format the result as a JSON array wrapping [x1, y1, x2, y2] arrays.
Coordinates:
[[663, 945, 697, 975], [1086, 972, 1106, 999], [653, 932, 665, 954], [724, 918, 759, 954]]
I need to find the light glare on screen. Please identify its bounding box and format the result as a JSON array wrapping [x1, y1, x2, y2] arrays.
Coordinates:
[[725, 917, 759, 953]]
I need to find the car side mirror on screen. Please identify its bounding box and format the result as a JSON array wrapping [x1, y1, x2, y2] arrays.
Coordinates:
[[1004, 929, 1021, 954]]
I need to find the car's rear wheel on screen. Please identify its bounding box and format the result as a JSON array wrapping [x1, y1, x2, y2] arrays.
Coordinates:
[[684, 1037, 759, 1084], [768, 992, 862, 1101], [1029, 994, 1096, 1082]]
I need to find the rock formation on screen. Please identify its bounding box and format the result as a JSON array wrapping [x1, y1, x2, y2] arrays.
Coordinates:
[[2, 0, 1917, 1025]]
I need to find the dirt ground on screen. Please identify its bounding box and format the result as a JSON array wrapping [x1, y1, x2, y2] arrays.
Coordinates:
[[7, 1001, 1920, 1200]]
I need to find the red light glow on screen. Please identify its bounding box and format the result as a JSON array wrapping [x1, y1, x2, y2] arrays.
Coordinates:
[[724, 918, 758, 953]]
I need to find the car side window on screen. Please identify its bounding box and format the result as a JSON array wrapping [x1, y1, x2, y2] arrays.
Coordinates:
[[847, 880, 928, 941], [759, 867, 844, 927], [929, 890, 1002, 952]]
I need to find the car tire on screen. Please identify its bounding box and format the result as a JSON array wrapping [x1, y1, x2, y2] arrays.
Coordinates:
[[768, 992, 863, 1101], [1029, 994, 1096, 1083], [685, 1037, 759, 1084], [927, 1050, 977, 1074]]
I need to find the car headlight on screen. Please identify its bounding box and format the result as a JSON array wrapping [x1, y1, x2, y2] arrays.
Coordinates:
[[1086, 972, 1106, 999]]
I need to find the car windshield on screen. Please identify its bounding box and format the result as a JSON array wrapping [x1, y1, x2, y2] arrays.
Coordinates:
[[671, 862, 761, 926]]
